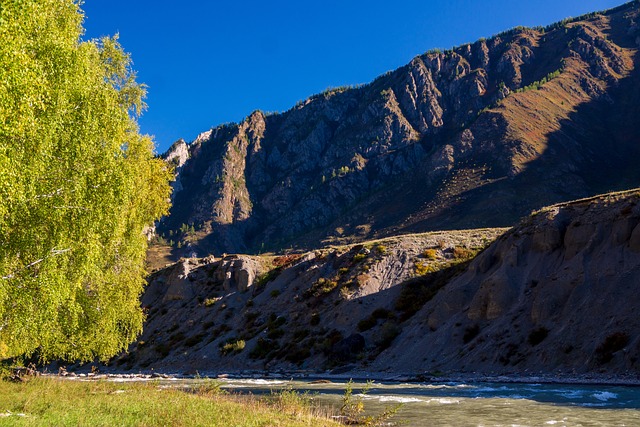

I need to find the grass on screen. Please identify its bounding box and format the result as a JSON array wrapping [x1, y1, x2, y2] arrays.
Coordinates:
[[0, 377, 340, 427]]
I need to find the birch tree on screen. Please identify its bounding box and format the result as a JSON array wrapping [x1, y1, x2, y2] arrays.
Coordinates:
[[0, 0, 172, 362]]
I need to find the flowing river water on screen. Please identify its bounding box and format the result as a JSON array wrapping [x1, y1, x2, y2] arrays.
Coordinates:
[[208, 378, 640, 426], [102, 375, 640, 426]]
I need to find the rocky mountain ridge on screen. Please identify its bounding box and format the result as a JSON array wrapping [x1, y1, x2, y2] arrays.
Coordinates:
[[118, 189, 640, 377], [159, 1, 640, 256]]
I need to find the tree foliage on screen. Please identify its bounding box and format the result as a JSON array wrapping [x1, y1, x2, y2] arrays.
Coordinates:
[[0, 0, 172, 362]]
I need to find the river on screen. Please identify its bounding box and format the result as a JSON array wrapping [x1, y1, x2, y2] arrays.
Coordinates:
[[214, 378, 640, 426]]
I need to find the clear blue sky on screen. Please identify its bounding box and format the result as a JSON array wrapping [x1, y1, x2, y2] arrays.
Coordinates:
[[81, 0, 625, 153]]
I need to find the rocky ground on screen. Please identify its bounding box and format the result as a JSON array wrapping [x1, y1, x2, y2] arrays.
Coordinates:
[[87, 189, 640, 381], [112, 228, 503, 374]]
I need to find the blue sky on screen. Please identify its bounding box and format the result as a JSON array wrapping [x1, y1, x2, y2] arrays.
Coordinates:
[[82, 0, 625, 153]]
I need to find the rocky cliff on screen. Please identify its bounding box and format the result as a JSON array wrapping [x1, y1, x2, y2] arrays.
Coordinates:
[[372, 189, 640, 375], [158, 2, 640, 256], [118, 189, 640, 378]]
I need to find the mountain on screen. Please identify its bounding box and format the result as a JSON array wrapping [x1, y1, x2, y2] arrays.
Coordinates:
[[117, 189, 640, 377], [157, 1, 640, 257]]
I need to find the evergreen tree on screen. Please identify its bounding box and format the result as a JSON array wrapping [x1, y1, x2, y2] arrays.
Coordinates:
[[0, 0, 172, 362]]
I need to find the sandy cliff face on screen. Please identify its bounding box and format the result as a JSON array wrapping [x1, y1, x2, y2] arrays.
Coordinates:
[[118, 229, 503, 373], [121, 190, 640, 377], [159, 3, 640, 256], [373, 190, 640, 375]]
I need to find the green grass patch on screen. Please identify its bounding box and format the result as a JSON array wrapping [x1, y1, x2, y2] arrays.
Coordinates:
[[0, 377, 339, 426]]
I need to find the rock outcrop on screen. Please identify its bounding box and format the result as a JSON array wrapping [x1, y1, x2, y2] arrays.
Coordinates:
[[117, 190, 640, 378], [116, 228, 504, 373], [371, 189, 640, 375], [159, 3, 640, 256]]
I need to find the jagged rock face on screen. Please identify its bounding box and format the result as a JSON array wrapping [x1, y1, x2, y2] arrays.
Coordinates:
[[162, 4, 640, 256], [117, 229, 503, 373], [372, 190, 640, 375], [164, 139, 190, 196]]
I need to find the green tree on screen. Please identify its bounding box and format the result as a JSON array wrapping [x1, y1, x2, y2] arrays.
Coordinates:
[[0, 0, 172, 362]]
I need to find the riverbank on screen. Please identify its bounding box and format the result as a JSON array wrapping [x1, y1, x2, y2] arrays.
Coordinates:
[[54, 366, 640, 387], [0, 376, 340, 426]]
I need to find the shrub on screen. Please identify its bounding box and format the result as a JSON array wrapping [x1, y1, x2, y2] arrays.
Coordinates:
[[357, 317, 377, 332], [267, 328, 285, 339], [596, 332, 630, 364], [267, 313, 286, 329], [292, 329, 310, 341], [264, 387, 315, 416], [272, 254, 303, 268], [154, 343, 171, 357], [245, 311, 259, 324], [528, 327, 549, 346], [375, 244, 387, 255], [185, 333, 206, 348], [270, 289, 281, 298], [203, 321, 215, 329], [220, 339, 245, 355], [463, 324, 481, 344], [254, 268, 281, 289], [353, 253, 367, 263], [452, 246, 475, 260], [169, 332, 185, 346], [310, 313, 320, 326], [320, 330, 344, 354], [284, 346, 312, 364], [192, 379, 225, 397], [376, 322, 401, 350], [249, 338, 280, 359], [340, 380, 402, 426], [305, 278, 338, 298], [203, 297, 220, 307], [371, 308, 393, 319], [423, 248, 438, 260]]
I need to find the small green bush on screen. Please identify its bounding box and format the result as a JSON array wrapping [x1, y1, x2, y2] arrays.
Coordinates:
[[204, 297, 220, 307], [352, 253, 367, 263], [414, 261, 437, 276], [305, 278, 338, 298], [423, 248, 438, 260], [220, 339, 245, 355]]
